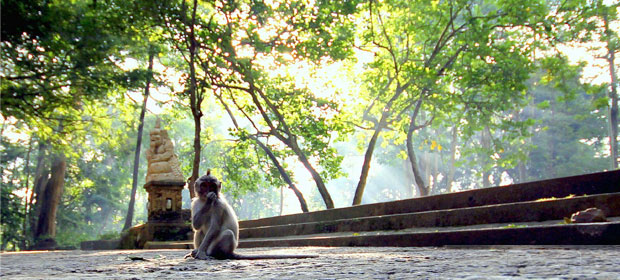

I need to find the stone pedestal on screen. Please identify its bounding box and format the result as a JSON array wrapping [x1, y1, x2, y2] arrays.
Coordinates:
[[144, 180, 185, 222], [119, 220, 192, 249], [117, 180, 191, 249], [116, 119, 193, 249]]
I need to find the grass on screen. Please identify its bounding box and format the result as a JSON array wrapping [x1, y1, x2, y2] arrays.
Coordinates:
[[502, 224, 526, 229], [535, 194, 578, 202]]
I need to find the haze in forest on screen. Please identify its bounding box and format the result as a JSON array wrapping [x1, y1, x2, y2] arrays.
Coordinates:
[[1, 0, 618, 251]]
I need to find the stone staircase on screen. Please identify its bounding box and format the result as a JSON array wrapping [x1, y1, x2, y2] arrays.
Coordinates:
[[143, 170, 620, 249]]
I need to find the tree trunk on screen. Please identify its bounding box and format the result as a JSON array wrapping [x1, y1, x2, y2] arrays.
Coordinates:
[[603, 14, 618, 169], [548, 103, 557, 179], [252, 137, 310, 212], [352, 80, 405, 205], [352, 125, 382, 205], [406, 138, 428, 197], [279, 185, 284, 216], [514, 109, 527, 183], [34, 154, 66, 243], [30, 142, 49, 239], [402, 160, 415, 198], [446, 127, 457, 192], [122, 50, 154, 232], [405, 101, 428, 197], [432, 152, 440, 193], [187, 0, 201, 198], [290, 142, 335, 209], [21, 138, 33, 249], [481, 128, 491, 188], [189, 114, 201, 197]]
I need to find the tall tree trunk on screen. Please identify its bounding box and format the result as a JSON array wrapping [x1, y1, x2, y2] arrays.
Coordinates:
[[603, 14, 618, 169], [21, 138, 33, 249], [446, 127, 458, 192], [402, 160, 415, 198], [548, 103, 558, 179], [30, 142, 49, 239], [34, 154, 66, 243], [407, 137, 428, 197], [352, 125, 382, 205], [405, 100, 428, 197], [289, 142, 335, 209], [279, 185, 284, 216], [352, 81, 404, 205], [187, 0, 201, 198], [122, 50, 154, 232], [252, 138, 310, 212], [514, 109, 527, 183], [431, 152, 439, 193], [481, 128, 491, 188]]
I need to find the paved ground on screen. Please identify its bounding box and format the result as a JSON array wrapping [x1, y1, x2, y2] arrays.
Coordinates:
[[1, 246, 619, 279]]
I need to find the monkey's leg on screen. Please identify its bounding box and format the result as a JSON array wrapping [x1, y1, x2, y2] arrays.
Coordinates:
[[193, 229, 205, 250], [194, 225, 220, 260], [185, 230, 205, 259], [206, 229, 236, 259]]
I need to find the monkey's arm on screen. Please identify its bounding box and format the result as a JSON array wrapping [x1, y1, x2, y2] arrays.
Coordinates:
[[191, 200, 207, 230], [191, 193, 217, 230], [192, 207, 208, 230]]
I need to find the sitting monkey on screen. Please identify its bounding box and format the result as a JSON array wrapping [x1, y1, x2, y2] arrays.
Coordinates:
[[185, 170, 317, 260]]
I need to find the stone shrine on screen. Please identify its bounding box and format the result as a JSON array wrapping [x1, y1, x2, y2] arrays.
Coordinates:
[[117, 119, 191, 249], [143, 119, 185, 222], [145, 119, 184, 183]]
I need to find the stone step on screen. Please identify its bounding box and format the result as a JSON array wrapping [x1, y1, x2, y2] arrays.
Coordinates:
[[144, 218, 620, 249], [140, 171, 620, 250], [239, 220, 620, 247], [239, 170, 620, 229], [239, 192, 620, 239]]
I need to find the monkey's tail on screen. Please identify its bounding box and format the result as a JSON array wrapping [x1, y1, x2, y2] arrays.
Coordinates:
[[229, 253, 318, 260]]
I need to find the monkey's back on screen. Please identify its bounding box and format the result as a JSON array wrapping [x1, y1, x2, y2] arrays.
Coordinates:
[[219, 195, 239, 244]]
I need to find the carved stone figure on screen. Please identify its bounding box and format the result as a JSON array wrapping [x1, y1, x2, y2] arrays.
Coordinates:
[[145, 119, 184, 183]]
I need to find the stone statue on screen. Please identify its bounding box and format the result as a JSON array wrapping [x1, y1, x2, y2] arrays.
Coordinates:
[[145, 119, 184, 183]]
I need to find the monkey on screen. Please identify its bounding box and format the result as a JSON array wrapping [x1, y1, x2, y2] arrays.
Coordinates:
[[185, 170, 318, 260]]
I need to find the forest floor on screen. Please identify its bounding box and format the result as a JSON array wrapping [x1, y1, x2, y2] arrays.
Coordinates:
[[1, 246, 619, 279]]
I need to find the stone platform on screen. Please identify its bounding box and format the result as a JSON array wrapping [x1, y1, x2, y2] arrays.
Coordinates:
[[148, 170, 620, 249], [2, 246, 619, 279]]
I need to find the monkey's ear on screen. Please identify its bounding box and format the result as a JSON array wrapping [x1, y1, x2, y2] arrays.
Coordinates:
[[217, 181, 222, 192]]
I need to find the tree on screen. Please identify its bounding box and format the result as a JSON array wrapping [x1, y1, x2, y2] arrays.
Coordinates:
[[142, 0, 210, 198], [512, 57, 609, 181], [1, 0, 143, 247], [182, 0, 207, 196], [215, 91, 310, 212], [0, 130, 29, 250], [202, 0, 358, 209], [598, 3, 619, 169], [123, 48, 156, 232], [557, 0, 619, 169], [142, 0, 359, 209], [32, 154, 65, 246], [1, 0, 132, 126], [351, 0, 548, 204]]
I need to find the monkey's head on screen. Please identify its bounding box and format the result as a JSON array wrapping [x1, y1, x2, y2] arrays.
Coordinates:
[[194, 169, 221, 199]]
